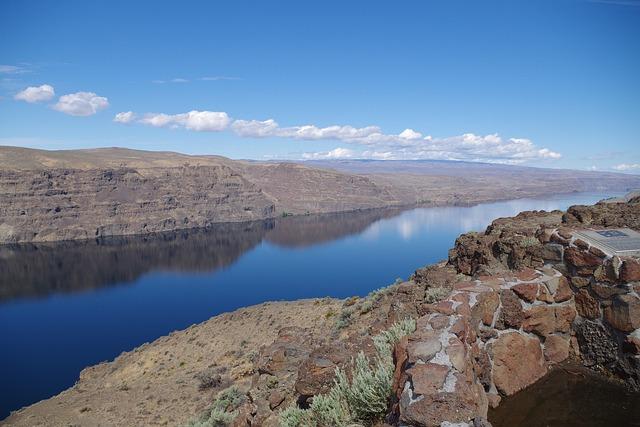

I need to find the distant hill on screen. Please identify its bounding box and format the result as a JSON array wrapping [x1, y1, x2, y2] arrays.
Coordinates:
[[1, 146, 639, 243]]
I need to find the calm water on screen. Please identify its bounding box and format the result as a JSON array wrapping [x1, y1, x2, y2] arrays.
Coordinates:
[[0, 192, 622, 418], [489, 365, 640, 427]]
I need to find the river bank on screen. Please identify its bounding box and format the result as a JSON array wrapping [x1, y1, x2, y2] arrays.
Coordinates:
[[3, 194, 639, 426]]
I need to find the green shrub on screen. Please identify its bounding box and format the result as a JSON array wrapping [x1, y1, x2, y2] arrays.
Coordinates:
[[335, 307, 354, 329], [279, 318, 416, 426], [184, 386, 245, 427], [359, 299, 374, 314], [424, 286, 450, 304], [520, 236, 540, 247]]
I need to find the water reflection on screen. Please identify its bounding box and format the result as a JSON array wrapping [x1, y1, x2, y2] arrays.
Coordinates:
[[0, 208, 403, 302], [364, 197, 575, 241]]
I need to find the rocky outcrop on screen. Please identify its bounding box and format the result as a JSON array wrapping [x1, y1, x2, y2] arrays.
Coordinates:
[[393, 196, 640, 426]]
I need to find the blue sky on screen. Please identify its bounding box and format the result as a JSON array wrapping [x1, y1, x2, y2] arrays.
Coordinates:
[[0, 0, 639, 171]]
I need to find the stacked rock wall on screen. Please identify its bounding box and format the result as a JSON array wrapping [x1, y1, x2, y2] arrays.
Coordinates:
[[395, 199, 640, 426]]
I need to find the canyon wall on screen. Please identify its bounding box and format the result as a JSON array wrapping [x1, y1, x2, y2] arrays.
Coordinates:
[[0, 166, 275, 243]]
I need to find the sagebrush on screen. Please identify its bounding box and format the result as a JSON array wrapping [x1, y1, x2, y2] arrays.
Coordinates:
[[184, 386, 245, 427], [280, 318, 416, 427]]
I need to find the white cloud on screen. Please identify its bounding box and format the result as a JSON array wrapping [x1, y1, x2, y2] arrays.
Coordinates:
[[231, 119, 280, 137], [120, 108, 562, 163], [139, 110, 230, 131], [302, 147, 355, 159], [613, 163, 640, 171], [14, 84, 55, 103], [52, 92, 109, 116], [113, 111, 136, 124], [398, 128, 423, 140]]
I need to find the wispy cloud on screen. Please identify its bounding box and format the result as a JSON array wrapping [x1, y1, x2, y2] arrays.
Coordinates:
[[199, 76, 241, 81], [0, 64, 31, 74], [113, 111, 136, 124], [152, 78, 190, 84], [613, 163, 640, 171], [115, 109, 562, 164]]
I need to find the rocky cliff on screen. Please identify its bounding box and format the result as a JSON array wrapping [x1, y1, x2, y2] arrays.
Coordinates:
[[2, 146, 640, 244], [0, 165, 275, 243]]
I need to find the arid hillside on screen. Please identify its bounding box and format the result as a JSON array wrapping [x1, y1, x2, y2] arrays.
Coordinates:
[[1, 146, 639, 243]]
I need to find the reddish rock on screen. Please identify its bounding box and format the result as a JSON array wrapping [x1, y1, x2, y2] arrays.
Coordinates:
[[455, 301, 471, 316], [406, 363, 449, 395], [295, 344, 349, 396], [446, 337, 467, 373], [455, 283, 493, 293], [511, 283, 538, 303], [392, 336, 409, 398], [564, 247, 602, 275], [571, 276, 590, 288], [544, 335, 570, 364], [471, 342, 492, 389], [400, 372, 486, 427], [472, 291, 500, 326], [555, 305, 577, 333], [574, 239, 590, 250], [589, 245, 607, 258], [407, 332, 442, 364], [431, 300, 455, 315], [268, 391, 285, 410], [497, 289, 524, 329], [554, 277, 573, 303], [429, 314, 450, 330], [604, 294, 640, 332], [451, 292, 470, 305], [491, 332, 547, 395], [523, 305, 556, 337], [591, 283, 627, 299], [575, 289, 600, 320], [537, 284, 554, 304], [515, 267, 539, 281], [620, 257, 640, 282], [450, 317, 474, 342]]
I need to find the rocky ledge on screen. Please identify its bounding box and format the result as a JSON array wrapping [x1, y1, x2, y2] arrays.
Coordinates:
[[3, 196, 639, 427]]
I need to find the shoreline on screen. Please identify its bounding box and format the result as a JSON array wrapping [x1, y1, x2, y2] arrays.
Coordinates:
[[3, 193, 640, 426], [0, 188, 627, 246]]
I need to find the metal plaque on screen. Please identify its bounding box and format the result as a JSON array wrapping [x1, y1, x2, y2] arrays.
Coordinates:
[[573, 228, 640, 257]]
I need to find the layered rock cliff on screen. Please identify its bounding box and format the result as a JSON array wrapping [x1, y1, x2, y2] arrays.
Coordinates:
[[2, 146, 640, 244], [0, 166, 275, 242]]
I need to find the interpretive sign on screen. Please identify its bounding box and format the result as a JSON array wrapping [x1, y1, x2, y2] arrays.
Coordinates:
[[573, 228, 640, 257]]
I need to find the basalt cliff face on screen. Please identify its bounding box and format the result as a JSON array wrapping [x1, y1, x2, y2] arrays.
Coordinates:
[[2, 146, 640, 244], [4, 196, 639, 427], [0, 166, 275, 243]]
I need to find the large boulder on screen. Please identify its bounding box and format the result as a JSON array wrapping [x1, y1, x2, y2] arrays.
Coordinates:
[[490, 332, 547, 395], [604, 294, 640, 332]]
